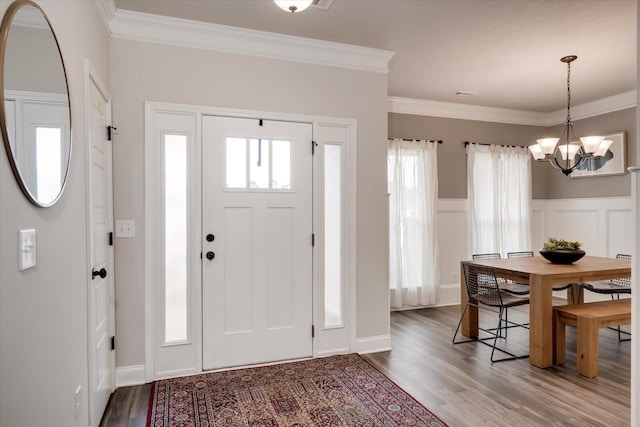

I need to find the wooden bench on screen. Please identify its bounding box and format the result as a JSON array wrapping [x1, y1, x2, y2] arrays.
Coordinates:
[[553, 299, 631, 378]]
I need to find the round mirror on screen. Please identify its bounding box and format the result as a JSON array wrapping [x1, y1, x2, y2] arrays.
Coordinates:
[[0, 0, 71, 207]]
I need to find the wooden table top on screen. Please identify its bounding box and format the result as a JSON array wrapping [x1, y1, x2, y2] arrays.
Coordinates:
[[464, 255, 631, 283]]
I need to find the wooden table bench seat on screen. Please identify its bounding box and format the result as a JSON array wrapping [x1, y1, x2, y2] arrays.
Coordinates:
[[553, 299, 631, 377]]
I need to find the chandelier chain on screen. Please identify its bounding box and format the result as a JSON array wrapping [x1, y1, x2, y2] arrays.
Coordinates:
[[566, 61, 571, 124]]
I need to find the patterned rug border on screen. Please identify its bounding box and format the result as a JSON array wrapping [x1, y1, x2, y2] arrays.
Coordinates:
[[146, 353, 449, 427]]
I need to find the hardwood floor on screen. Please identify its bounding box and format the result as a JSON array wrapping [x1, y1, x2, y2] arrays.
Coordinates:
[[99, 383, 151, 427], [100, 305, 630, 426]]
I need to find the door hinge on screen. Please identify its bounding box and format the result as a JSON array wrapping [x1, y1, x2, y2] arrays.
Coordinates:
[[107, 125, 117, 141], [108, 232, 113, 246], [110, 336, 115, 351], [312, 234, 315, 246], [312, 140, 318, 155], [312, 325, 315, 338]]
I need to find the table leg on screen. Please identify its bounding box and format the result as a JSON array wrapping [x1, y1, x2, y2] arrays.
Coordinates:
[[529, 274, 554, 368], [576, 315, 599, 377], [571, 282, 583, 304], [460, 263, 478, 338], [552, 311, 566, 365]]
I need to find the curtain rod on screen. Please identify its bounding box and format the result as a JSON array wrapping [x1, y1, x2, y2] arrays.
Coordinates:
[[388, 138, 443, 144], [464, 141, 520, 148]]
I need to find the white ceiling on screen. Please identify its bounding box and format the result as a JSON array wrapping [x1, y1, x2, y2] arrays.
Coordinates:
[[112, 0, 637, 113]]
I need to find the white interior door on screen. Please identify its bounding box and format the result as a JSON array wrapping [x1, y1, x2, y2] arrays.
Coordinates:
[[86, 69, 115, 426], [202, 116, 313, 370]]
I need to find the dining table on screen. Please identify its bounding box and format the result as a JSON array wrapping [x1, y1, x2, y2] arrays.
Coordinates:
[[459, 255, 631, 368]]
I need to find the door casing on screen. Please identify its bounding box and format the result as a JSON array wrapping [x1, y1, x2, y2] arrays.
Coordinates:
[[144, 102, 357, 381], [85, 60, 115, 427]]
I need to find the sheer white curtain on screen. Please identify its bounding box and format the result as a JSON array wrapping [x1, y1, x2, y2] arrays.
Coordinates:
[[388, 139, 440, 309], [467, 143, 532, 256]]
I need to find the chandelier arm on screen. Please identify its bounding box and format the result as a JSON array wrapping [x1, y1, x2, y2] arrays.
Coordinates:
[[550, 157, 573, 176], [572, 154, 591, 170], [566, 122, 580, 143], [547, 160, 562, 171]]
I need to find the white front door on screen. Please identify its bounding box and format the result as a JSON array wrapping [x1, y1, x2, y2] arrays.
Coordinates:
[[202, 116, 313, 370], [86, 68, 115, 426]]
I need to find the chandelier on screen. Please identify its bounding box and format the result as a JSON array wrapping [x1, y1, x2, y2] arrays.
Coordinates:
[[274, 0, 313, 13], [528, 55, 612, 176]]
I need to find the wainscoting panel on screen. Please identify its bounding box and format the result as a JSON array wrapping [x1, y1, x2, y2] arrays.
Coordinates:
[[431, 197, 632, 307], [436, 199, 468, 306], [608, 209, 634, 256], [547, 209, 600, 253], [541, 197, 632, 257]]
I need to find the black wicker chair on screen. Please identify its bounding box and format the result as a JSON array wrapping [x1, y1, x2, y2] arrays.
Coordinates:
[[473, 253, 529, 295], [506, 251, 576, 303], [453, 263, 530, 362]]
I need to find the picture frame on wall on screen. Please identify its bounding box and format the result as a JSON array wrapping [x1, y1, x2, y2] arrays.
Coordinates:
[[570, 131, 626, 178]]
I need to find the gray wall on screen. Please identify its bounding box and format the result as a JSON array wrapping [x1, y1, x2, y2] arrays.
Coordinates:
[[389, 107, 636, 199], [5, 24, 66, 93], [0, 1, 110, 426], [110, 39, 390, 367], [388, 113, 548, 198]]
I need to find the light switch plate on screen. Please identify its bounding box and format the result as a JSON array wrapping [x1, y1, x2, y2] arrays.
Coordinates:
[[18, 229, 36, 271], [115, 220, 135, 238]]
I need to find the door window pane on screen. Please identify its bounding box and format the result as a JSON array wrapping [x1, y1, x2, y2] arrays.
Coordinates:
[[226, 137, 247, 188], [164, 134, 188, 343], [249, 138, 269, 188], [225, 136, 291, 191], [272, 140, 291, 189]]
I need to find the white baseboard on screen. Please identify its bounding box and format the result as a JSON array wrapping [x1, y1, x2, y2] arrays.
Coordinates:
[[316, 348, 351, 358], [116, 365, 146, 387], [437, 283, 461, 306], [356, 334, 392, 354]]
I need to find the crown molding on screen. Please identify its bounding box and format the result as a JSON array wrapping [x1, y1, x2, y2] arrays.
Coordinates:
[[389, 90, 637, 127], [388, 97, 550, 126], [546, 90, 637, 125], [95, 0, 116, 35], [107, 9, 395, 74]]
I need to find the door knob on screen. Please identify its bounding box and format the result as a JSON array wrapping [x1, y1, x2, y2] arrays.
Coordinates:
[[206, 233, 215, 242], [206, 251, 215, 260], [92, 268, 107, 279]]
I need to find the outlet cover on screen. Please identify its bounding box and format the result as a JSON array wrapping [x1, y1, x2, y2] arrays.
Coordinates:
[[115, 220, 135, 238]]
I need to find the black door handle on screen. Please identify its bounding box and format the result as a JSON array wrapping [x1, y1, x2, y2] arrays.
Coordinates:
[[92, 268, 107, 279], [206, 251, 215, 260]]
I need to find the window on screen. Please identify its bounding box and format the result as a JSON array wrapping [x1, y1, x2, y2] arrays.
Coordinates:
[[466, 143, 531, 255], [225, 137, 291, 190], [164, 133, 188, 343], [324, 144, 342, 327]]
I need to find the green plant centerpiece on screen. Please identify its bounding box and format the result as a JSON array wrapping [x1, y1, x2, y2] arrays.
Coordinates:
[[540, 237, 585, 264]]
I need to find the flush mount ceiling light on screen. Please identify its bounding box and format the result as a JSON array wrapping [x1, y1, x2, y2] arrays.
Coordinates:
[[274, 0, 313, 13], [528, 55, 610, 176]]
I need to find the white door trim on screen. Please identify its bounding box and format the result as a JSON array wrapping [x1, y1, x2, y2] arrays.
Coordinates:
[[144, 102, 357, 380], [84, 59, 115, 427]]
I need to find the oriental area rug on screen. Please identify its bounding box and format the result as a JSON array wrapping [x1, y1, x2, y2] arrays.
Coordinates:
[[147, 353, 448, 427]]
